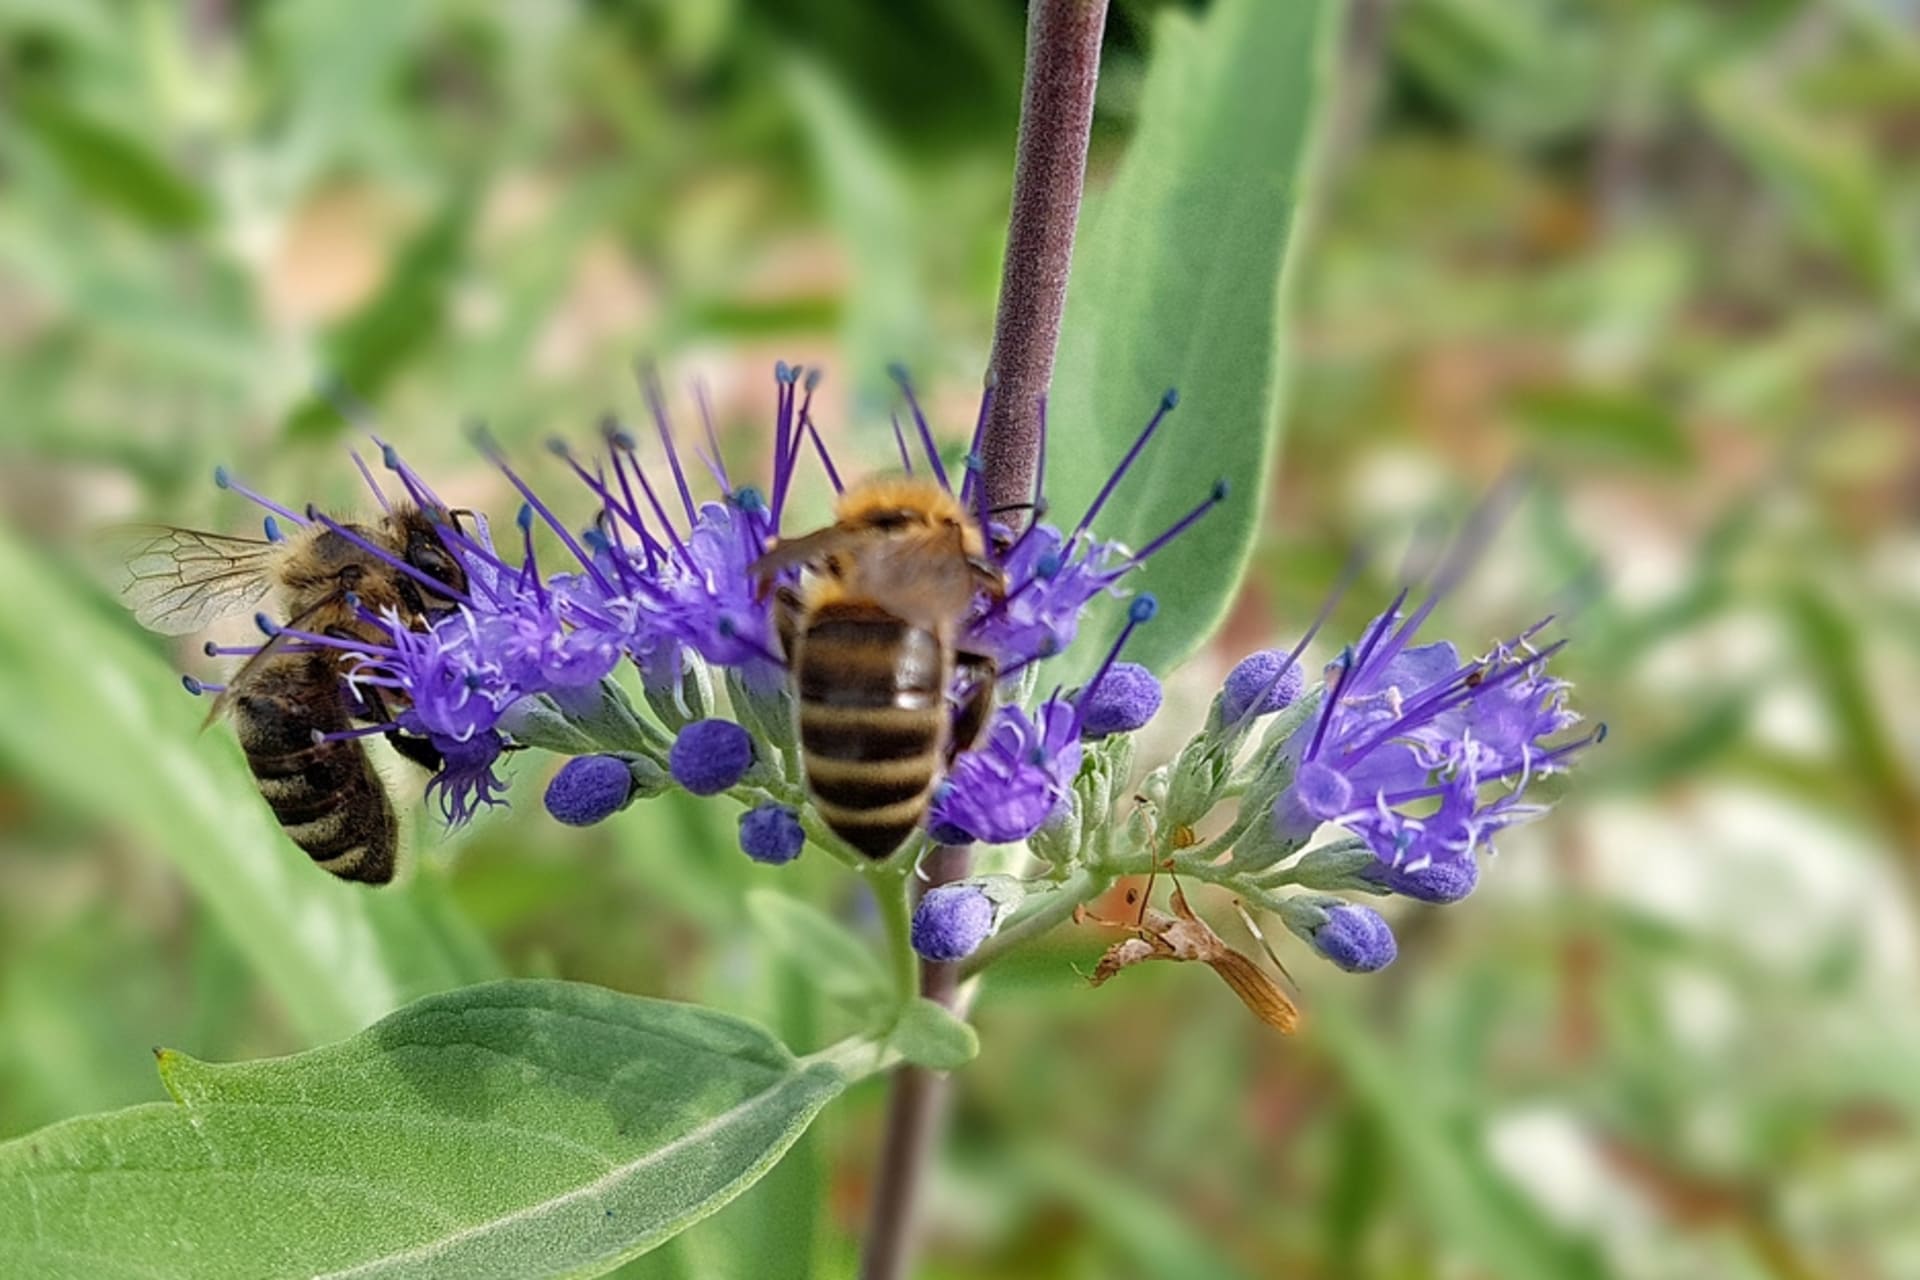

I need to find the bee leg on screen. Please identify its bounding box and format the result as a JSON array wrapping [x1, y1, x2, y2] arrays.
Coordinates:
[[773, 585, 804, 665], [967, 554, 1007, 603], [948, 651, 997, 763], [384, 730, 445, 772]]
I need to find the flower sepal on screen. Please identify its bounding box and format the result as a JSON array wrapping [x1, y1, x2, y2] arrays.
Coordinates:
[[1228, 686, 1325, 800], [496, 695, 600, 755], [1219, 806, 1299, 874], [1027, 792, 1082, 868], [1162, 735, 1232, 832], [1278, 836, 1384, 893], [724, 662, 794, 755], [645, 653, 715, 732], [549, 677, 665, 757]]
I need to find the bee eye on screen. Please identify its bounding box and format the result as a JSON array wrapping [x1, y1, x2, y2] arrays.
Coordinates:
[[406, 539, 461, 589], [867, 510, 916, 531]]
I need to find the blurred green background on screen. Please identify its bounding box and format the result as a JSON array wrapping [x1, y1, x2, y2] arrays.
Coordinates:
[[3, 1, 1919, 1277]]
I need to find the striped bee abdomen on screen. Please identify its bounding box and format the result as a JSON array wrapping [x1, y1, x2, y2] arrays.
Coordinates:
[[795, 602, 950, 859], [234, 653, 397, 884]]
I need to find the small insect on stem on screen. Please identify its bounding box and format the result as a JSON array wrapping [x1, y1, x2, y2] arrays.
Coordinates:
[[1232, 897, 1298, 993], [1081, 881, 1302, 1034]]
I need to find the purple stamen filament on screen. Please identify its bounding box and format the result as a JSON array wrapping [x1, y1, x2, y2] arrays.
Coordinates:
[[1071, 389, 1177, 544], [639, 363, 700, 527], [215, 468, 308, 527], [1113, 481, 1227, 570], [891, 414, 915, 475], [890, 368, 951, 492]]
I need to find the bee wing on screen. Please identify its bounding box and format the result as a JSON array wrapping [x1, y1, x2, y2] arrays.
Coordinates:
[[107, 525, 281, 635], [846, 530, 976, 630], [748, 525, 866, 581]]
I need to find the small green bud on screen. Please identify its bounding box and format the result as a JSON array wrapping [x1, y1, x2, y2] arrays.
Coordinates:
[[646, 653, 714, 730], [497, 695, 600, 754], [725, 663, 793, 753], [1164, 737, 1230, 831], [1029, 793, 1083, 867], [1288, 837, 1384, 892], [550, 678, 660, 754]]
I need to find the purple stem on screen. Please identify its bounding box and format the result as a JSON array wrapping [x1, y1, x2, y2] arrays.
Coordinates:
[[860, 6, 1109, 1280]]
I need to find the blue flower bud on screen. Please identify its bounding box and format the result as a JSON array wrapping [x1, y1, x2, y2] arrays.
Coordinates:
[[668, 718, 755, 795], [738, 803, 805, 865], [1078, 661, 1163, 739], [1308, 902, 1397, 973], [911, 883, 997, 962], [544, 755, 637, 827], [1222, 649, 1304, 723], [1364, 856, 1479, 904]]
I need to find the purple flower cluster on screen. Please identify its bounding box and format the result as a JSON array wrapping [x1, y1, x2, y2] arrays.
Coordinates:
[[1261, 592, 1600, 905], [928, 594, 1164, 847], [190, 367, 1211, 848]]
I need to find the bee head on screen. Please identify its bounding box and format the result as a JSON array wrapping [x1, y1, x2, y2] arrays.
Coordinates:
[[394, 508, 469, 608]]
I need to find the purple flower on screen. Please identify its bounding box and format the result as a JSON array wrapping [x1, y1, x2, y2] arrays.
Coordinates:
[[963, 523, 1132, 671], [669, 718, 755, 795], [928, 699, 1082, 845], [739, 803, 805, 865], [1270, 600, 1599, 899], [185, 367, 1233, 856], [424, 730, 510, 827], [658, 496, 782, 673], [911, 883, 996, 962]]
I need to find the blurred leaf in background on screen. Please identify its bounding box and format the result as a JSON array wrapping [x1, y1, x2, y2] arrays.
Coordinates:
[[3, 0, 1919, 1276]]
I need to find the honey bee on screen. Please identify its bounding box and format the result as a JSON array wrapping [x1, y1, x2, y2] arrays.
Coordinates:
[[753, 476, 1005, 858], [115, 505, 467, 884]]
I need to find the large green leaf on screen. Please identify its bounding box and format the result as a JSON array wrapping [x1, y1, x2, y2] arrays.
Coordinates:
[[1048, 0, 1332, 680], [0, 532, 493, 1044], [0, 981, 847, 1280]]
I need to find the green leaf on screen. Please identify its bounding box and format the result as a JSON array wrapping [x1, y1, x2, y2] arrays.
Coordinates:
[[12, 90, 208, 231], [1511, 382, 1694, 470], [0, 981, 847, 1280], [783, 56, 930, 416], [1049, 0, 1333, 680], [1013, 1142, 1253, 1280], [887, 997, 979, 1070], [1697, 71, 1899, 295], [0, 532, 489, 1044], [284, 196, 473, 442], [745, 889, 890, 1013], [1312, 997, 1608, 1280]]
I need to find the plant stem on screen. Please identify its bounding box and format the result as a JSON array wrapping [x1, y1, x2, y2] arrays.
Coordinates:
[[979, 0, 1110, 516], [957, 866, 1109, 981], [874, 867, 920, 1013], [860, 4, 1108, 1277]]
